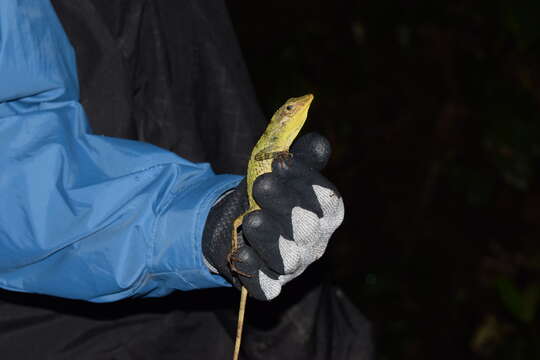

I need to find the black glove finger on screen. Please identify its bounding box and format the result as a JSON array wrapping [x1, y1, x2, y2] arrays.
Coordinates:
[[290, 132, 332, 171], [243, 210, 302, 275], [251, 173, 300, 225], [231, 245, 281, 300], [272, 154, 341, 217]]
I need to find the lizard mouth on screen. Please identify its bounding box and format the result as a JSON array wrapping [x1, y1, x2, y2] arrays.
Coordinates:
[[282, 94, 313, 144], [297, 93, 314, 107], [294, 94, 314, 119], [288, 94, 313, 119]]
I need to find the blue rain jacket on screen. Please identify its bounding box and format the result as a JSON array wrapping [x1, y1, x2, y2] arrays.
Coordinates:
[[0, 0, 237, 302]]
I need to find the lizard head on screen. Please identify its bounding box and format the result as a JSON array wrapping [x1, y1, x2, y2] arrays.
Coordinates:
[[266, 94, 314, 148]]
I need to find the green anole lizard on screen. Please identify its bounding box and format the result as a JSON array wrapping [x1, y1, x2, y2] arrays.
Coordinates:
[[229, 94, 314, 360]]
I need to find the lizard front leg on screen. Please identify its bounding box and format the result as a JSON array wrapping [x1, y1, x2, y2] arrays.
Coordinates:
[[254, 149, 292, 162]]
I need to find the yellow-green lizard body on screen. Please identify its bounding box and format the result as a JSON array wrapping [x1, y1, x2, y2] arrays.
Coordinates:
[[230, 94, 314, 360]]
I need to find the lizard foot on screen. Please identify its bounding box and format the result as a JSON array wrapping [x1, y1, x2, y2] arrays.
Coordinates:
[[275, 150, 293, 167], [227, 249, 254, 278]]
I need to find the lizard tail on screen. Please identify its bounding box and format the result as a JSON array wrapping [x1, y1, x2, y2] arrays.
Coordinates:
[[230, 217, 249, 360], [233, 286, 248, 360]]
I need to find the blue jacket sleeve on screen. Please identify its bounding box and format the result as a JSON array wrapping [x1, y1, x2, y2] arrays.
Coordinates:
[[0, 0, 238, 302]]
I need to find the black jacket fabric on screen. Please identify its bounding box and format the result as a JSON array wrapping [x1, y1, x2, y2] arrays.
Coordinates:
[[0, 1, 373, 358], [53, 0, 265, 175]]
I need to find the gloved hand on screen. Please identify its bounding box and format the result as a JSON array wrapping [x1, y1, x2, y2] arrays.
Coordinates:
[[202, 133, 344, 300]]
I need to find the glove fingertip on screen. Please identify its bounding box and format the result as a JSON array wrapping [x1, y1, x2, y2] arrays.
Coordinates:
[[291, 132, 332, 170]]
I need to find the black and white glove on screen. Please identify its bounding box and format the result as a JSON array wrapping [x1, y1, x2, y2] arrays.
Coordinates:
[[202, 133, 344, 300]]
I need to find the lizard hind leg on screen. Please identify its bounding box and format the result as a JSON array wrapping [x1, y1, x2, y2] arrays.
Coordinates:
[[228, 216, 253, 278]]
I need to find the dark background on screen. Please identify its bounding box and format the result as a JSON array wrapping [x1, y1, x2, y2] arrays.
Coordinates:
[[226, 1, 540, 359]]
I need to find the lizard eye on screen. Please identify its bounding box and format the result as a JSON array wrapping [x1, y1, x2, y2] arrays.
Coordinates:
[[286, 105, 294, 111]]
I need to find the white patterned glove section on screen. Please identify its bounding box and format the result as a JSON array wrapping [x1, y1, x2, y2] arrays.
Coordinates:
[[255, 185, 344, 299]]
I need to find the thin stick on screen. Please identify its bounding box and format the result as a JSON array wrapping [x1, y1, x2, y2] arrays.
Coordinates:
[[233, 286, 248, 360]]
